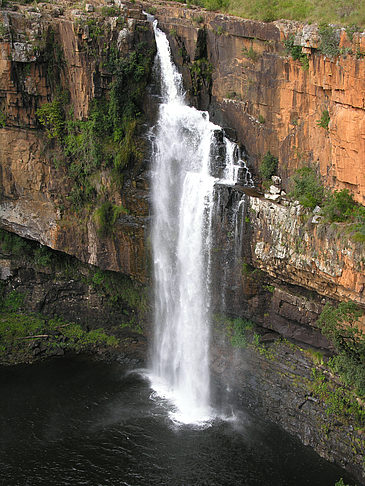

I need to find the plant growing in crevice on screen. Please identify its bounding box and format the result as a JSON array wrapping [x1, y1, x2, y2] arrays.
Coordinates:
[[289, 166, 324, 209], [36, 91, 67, 140], [345, 24, 359, 42], [93, 201, 128, 236], [259, 151, 278, 180], [316, 109, 330, 130], [34, 246, 53, 267], [321, 189, 356, 222], [317, 301, 365, 397], [283, 34, 309, 69], [0, 109, 6, 128], [242, 45, 260, 62], [37, 42, 155, 211], [189, 58, 213, 96], [101, 5, 120, 17]]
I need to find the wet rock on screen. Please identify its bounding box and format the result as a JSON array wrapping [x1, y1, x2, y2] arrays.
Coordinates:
[[209, 129, 227, 178]]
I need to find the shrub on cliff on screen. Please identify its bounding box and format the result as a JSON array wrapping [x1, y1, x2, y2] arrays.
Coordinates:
[[318, 301, 365, 397], [283, 34, 309, 69], [93, 201, 128, 236], [259, 151, 278, 180], [289, 167, 324, 209], [318, 23, 340, 57], [316, 109, 330, 130], [36, 93, 66, 140], [321, 189, 356, 222]]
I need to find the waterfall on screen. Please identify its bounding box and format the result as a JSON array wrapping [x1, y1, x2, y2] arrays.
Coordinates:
[[149, 20, 251, 424]]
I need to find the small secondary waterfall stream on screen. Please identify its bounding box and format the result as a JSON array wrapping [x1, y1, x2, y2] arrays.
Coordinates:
[[150, 20, 251, 424]]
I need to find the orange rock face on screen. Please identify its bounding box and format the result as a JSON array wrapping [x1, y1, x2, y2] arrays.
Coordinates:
[[0, 5, 153, 282], [248, 196, 365, 312], [151, 2, 365, 204]]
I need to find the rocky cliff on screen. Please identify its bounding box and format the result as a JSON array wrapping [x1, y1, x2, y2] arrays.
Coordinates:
[[152, 2, 365, 204], [1, 1, 365, 483], [0, 1, 155, 281]]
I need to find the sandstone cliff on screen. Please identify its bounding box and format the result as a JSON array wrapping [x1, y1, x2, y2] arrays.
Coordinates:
[[1, 2, 365, 482], [151, 2, 365, 204], [0, 1, 155, 282]]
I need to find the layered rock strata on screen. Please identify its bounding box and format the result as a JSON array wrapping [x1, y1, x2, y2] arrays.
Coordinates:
[[150, 2, 365, 204]]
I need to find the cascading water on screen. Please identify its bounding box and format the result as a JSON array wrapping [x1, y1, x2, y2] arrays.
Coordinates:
[[149, 19, 251, 424]]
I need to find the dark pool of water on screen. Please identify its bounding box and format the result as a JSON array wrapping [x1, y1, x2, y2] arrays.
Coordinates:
[[0, 356, 355, 486]]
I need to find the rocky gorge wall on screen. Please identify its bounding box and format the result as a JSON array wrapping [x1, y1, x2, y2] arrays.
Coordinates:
[[0, 1, 155, 282], [0, 0, 365, 483], [151, 2, 365, 204]]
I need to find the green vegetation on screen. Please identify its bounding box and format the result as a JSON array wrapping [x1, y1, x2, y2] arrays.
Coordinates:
[[311, 367, 365, 426], [0, 228, 148, 317], [203, 0, 229, 11], [0, 228, 32, 256], [93, 202, 128, 236], [0, 21, 7, 38], [0, 109, 6, 128], [258, 114, 265, 124], [0, 229, 150, 362], [321, 189, 356, 223], [318, 23, 340, 57], [181, 0, 365, 27], [242, 45, 260, 61], [74, 17, 103, 41], [36, 92, 67, 140], [146, 6, 157, 15], [317, 301, 365, 397], [32, 28, 65, 87], [289, 167, 325, 209], [0, 311, 118, 363], [317, 109, 330, 130], [189, 58, 213, 96], [89, 269, 148, 314], [2, 290, 25, 313], [283, 35, 309, 69], [36, 41, 155, 211], [193, 15, 205, 23], [100, 5, 120, 17], [259, 151, 278, 180], [0, 287, 118, 364], [335, 479, 351, 486], [305, 348, 324, 365], [214, 314, 255, 348], [34, 245, 53, 267], [289, 167, 365, 240]]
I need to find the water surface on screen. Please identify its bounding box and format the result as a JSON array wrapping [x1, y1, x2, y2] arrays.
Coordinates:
[[0, 356, 354, 485]]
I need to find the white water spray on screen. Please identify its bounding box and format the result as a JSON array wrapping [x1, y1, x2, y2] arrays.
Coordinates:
[[150, 20, 251, 424]]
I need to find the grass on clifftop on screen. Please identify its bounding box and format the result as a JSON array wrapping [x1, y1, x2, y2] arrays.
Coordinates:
[[168, 0, 365, 27]]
